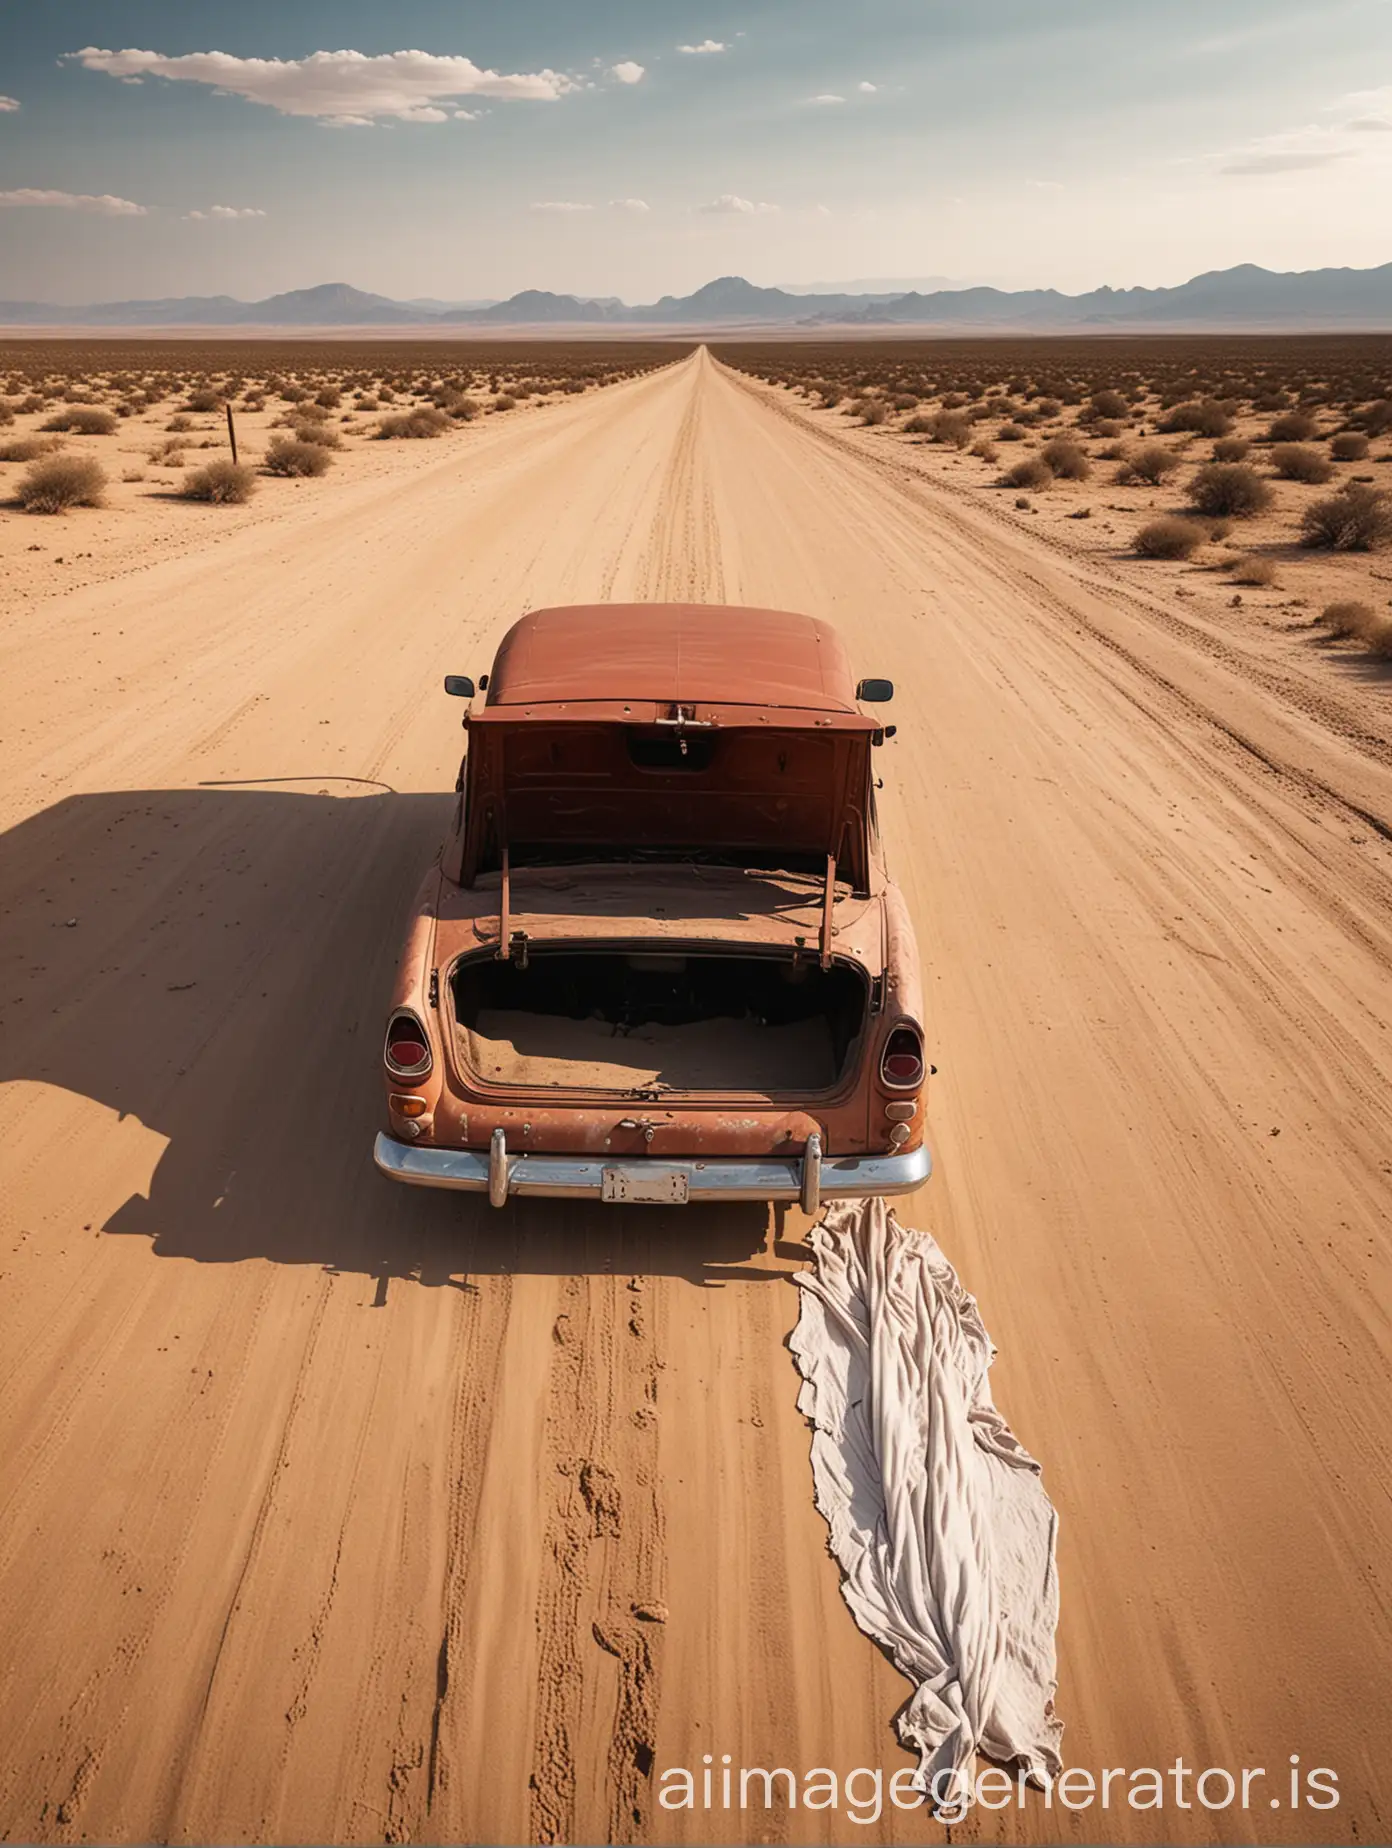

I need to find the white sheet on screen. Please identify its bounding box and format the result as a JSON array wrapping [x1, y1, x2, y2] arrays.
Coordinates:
[[790, 1198, 1063, 1808]]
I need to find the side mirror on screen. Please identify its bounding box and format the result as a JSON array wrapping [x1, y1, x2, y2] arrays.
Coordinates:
[[444, 675, 475, 699], [856, 677, 894, 703]]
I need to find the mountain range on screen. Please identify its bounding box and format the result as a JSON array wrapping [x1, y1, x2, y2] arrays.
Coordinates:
[[2, 265, 1390, 330]]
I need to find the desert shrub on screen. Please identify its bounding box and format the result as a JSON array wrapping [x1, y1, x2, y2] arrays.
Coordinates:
[[1229, 554, 1277, 586], [1039, 436, 1090, 480], [1267, 409, 1318, 442], [1213, 437, 1251, 462], [291, 400, 331, 423], [1004, 455, 1053, 490], [1114, 444, 1179, 485], [1134, 516, 1205, 559], [930, 410, 972, 448], [970, 438, 998, 463], [1330, 432, 1369, 461], [0, 434, 64, 462], [314, 387, 342, 409], [182, 459, 257, 504], [41, 406, 117, 436], [147, 438, 187, 464], [17, 453, 106, 512], [493, 394, 518, 412], [377, 408, 450, 439], [1319, 599, 1376, 637], [263, 437, 333, 477], [997, 421, 1028, 441], [0, 400, 14, 425], [891, 392, 919, 412], [289, 419, 342, 449], [185, 388, 222, 413], [166, 414, 193, 432], [1158, 399, 1233, 437], [1355, 400, 1392, 437], [1270, 443, 1332, 483], [442, 394, 480, 421], [1091, 418, 1124, 439], [1035, 397, 1062, 419], [858, 398, 888, 425], [1300, 483, 1392, 551], [1088, 388, 1128, 421], [902, 414, 934, 435], [1186, 462, 1273, 518]]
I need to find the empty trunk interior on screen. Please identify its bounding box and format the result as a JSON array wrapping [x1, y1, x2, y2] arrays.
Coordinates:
[[453, 949, 866, 1093]]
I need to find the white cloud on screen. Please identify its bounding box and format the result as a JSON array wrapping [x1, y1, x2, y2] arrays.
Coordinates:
[[809, 94, 845, 105], [185, 204, 267, 220], [609, 197, 650, 212], [697, 194, 778, 214], [68, 46, 576, 124], [857, 82, 877, 94], [1223, 149, 1351, 174], [0, 95, 20, 112], [531, 200, 593, 213], [678, 41, 725, 54], [610, 61, 644, 84], [1348, 116, 1392, 131], [0, 187, 147, 215]]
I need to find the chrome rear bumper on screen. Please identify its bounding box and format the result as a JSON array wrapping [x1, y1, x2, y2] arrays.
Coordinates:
[[373, 1130, 930, 1208]]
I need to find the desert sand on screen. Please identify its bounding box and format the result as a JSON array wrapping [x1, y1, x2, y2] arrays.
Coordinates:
[[1, 347, 1389, 1845]]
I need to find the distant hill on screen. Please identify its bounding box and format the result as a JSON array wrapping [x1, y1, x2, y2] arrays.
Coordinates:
[[3, 263, 1390, 330]]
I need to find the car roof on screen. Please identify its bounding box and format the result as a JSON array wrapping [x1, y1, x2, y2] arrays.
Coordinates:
[[485, 603, 860, 713]]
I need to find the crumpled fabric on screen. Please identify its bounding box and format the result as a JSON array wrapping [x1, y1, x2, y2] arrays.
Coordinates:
[[790, 1198, 1063, 1806]]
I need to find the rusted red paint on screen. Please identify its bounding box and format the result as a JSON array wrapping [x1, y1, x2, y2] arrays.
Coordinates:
[[383, 604, 925, 1163]]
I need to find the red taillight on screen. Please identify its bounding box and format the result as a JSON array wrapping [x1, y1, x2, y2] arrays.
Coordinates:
[[385, 1013, 432, 1078], [880, 1025, 924, 1090]]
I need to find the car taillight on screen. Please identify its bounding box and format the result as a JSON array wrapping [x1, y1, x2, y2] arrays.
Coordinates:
[[385, 1012, 432, 1078], [880, 1025, 924, 1090]]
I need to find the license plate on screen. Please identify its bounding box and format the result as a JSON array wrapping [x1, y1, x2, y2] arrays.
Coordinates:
[[601, 1166, 690, 1204]]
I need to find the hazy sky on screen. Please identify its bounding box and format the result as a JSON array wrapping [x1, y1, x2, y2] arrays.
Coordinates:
[[1, 0, 1389, 303]]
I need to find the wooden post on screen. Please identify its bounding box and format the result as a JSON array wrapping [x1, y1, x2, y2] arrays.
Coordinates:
[[225, 401, 238, 464]]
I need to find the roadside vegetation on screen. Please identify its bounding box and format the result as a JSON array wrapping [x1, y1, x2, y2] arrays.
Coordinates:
[[721, 335, 1392, 665]]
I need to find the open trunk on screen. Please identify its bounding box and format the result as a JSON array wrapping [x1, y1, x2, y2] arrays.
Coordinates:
[[453, 948, 867, 1095]]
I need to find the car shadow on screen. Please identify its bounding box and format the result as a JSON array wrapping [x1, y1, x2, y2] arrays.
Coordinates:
[[0, 787, 782, 1291]]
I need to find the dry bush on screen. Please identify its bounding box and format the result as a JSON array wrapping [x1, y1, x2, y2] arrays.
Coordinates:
[[263, 437, 334, 477], [291, 401, 331, 423], [0, 434, 64, 462], [930, 410, 972, 448], [1300, 483, 1392, 551], [166, 414, 193, 433], [1158, 399, 1234, 437], [1330, 432, 1369, 461], [1035, 397, 1062, 419], [1319, 599, 1374, 636], [1213, 436, 1250, 462], [1229, 554, 1277, 586], [1091, 418, 1124, 439], [1114, 444, 1179, 485], [901, 413, 934, 435], [377, 408, 450, 439], [997, 421, 1028, 441], [1004, 455, 1054, 490], [1355, 400, 1392, 436], [185, 388, 222, 413], [891, 392, 919, 412], [492, 394, 519, 412], [1270, 443, 1333, 483], [970, 438, 998, 463], [1088, 388, 1129, 420], [147, 438, 187, 464], [290, 419, 342, 449], [1135, 516, 1205, 559], [182, 459, 257, 504], [41, 406, 117, 436], [1267, 409, 1318, 442], [1039, 436, 1090, 480], [1186, 462, 1273, 518], [858, 398, 889, 425], [0, 400, 14, 425], [17, 453, 107, 512], [314, 387, 342, 409]]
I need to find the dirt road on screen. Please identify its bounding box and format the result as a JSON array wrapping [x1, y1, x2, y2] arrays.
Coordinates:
[[2, 347, 1389, 1846]]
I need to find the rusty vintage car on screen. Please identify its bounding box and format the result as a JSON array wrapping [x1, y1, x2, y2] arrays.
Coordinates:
[[373, 603, 930, 1209]]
